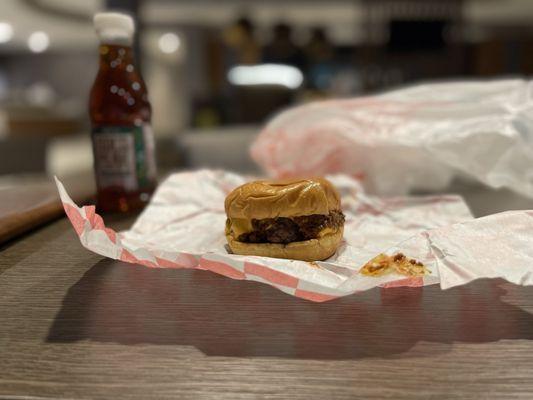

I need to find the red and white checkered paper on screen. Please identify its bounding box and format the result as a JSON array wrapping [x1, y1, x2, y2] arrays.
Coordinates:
[[56, 170, 533, 302]]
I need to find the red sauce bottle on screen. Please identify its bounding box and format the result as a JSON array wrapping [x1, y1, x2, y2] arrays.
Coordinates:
[[89, 12, 157, 213]]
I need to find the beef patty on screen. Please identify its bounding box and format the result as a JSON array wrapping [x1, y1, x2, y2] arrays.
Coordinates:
[[236, 210, 345, 244]]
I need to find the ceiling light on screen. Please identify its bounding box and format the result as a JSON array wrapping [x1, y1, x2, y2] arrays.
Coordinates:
[[228, 64, 304, 89], [158, 32, 180, 54], [28, 31, 50, 53], [0, 22, 13, 43]]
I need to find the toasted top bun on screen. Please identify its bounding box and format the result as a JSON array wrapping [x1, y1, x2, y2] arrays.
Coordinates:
[[225, 178, 341, 220]]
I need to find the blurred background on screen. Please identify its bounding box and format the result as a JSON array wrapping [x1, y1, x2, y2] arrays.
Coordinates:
[[1, 0, 533, 177]]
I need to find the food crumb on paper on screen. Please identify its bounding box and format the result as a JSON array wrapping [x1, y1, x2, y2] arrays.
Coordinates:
[[360, 253, 429, 277]]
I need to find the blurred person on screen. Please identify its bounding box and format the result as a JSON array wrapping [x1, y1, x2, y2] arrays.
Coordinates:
[[222, 17, 260, 66], [304, 27, 335, 91], [304, 27, 333, 65], [263, 23, 303, 69]]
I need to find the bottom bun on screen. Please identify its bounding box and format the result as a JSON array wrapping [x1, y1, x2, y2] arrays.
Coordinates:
[[226, 227, 344, 262]]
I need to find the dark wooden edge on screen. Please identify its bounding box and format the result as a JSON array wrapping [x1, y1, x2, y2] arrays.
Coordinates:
[[0, 173, 95, 245], [0, 200, 66, 244]]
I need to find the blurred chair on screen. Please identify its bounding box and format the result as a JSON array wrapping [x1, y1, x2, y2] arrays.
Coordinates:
[[0, 104, 83, 176], [0, 137, 47, 175], [175, 126, 260, 174], [233, 86, 293, 123]]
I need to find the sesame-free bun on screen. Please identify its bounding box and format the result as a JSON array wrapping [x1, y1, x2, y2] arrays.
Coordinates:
[[225, 178, 341, 220], [226, 226, 344, 261], [224, 178, 344, 261]]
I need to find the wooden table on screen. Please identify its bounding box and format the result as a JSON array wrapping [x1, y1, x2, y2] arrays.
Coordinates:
[[1, 180, 533, 399], [0, 172, 95, 243]]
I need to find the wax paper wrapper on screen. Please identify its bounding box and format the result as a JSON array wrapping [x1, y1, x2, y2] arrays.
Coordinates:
[[252, 79, 533, 197], [56, 170, 533, 302]]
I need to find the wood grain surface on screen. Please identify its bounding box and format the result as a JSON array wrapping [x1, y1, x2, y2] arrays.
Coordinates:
[[2, 215, 533, 399], [0, 173, 95, 244]]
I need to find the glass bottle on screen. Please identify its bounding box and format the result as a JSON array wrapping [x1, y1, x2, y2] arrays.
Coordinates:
[[89, 12, 157, 213]]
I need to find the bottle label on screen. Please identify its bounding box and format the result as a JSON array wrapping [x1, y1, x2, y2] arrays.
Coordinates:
[[92, 124, 156, 191]]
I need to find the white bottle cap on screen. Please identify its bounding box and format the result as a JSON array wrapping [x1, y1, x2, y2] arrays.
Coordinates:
[[93, 12, 134, 45]]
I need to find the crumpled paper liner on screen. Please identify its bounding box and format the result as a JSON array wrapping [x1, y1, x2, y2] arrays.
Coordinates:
[[252, 79, 533, 197], [56, 170, 533, 302]]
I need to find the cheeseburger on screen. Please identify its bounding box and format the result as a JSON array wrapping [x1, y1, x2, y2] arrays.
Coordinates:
[[224, 178, 345, 261]]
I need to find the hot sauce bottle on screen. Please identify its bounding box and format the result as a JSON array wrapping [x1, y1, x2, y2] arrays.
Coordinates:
[[89, 12, 157, 213]]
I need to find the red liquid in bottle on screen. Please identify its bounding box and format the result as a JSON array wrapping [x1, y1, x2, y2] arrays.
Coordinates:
[[89, 42, 157, 213]]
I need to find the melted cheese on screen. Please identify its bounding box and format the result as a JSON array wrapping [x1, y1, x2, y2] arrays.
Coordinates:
[[229, 218, 253, 237], [318, 227, 336, 237]]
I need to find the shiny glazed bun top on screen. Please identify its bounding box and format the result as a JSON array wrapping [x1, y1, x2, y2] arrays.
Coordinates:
[[225, 177, 341, 220]]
